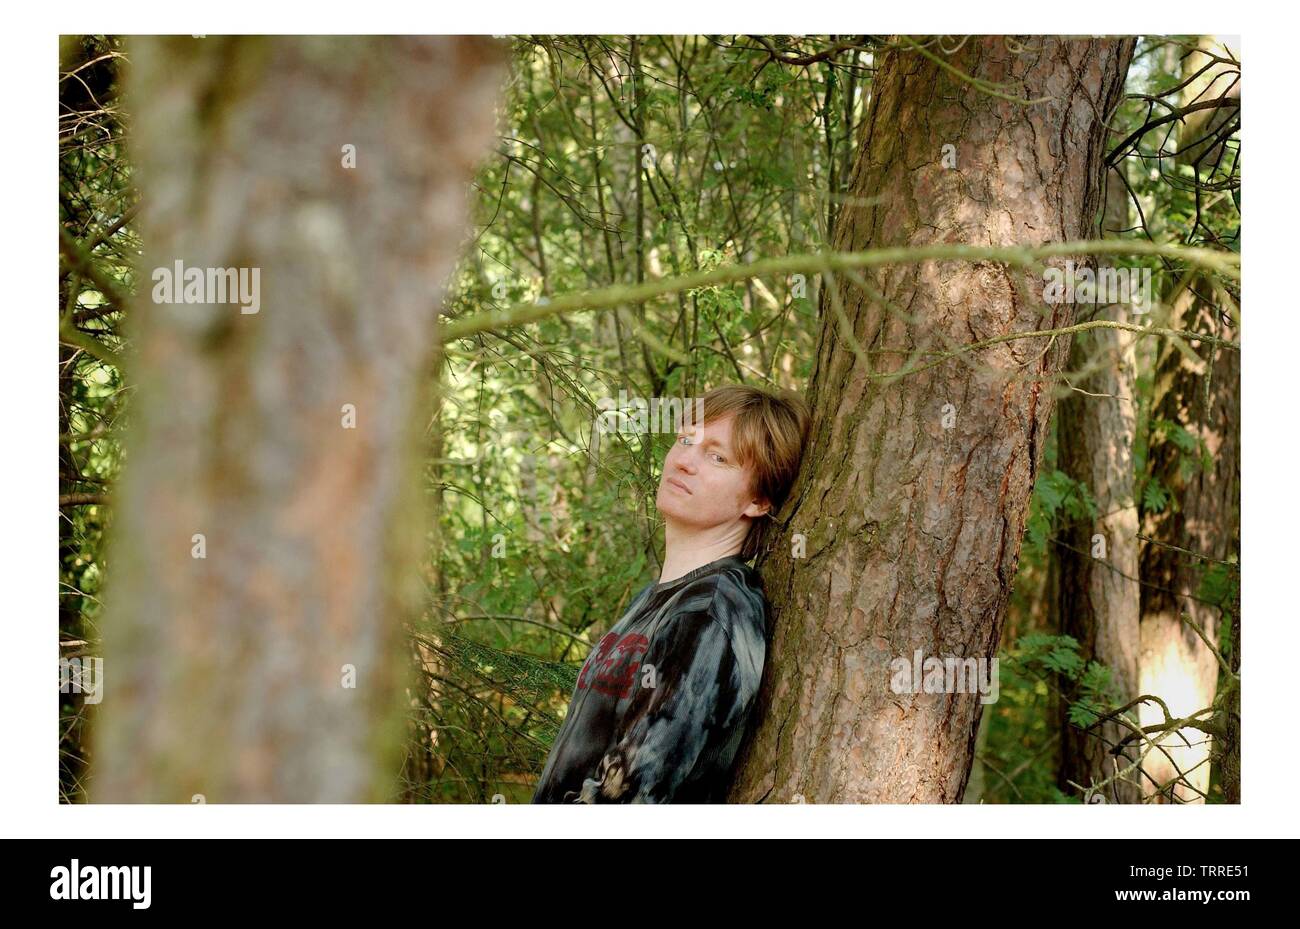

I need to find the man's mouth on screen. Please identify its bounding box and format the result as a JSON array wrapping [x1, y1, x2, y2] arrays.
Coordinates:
[[666, 477, 692, 495]]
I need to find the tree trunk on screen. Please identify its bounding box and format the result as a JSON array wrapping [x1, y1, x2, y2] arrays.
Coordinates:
[[1221, 590, 1240, 803], [1175, 37, 1240, 173], [91, 36, 504, 802], [729, 36, 1134, 803], [1136, 40, 1240, 804], [1136, 282, 1237, 803], [1056, 166, 1143, 803]]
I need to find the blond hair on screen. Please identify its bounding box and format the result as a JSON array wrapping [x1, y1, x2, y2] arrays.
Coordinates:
[[696, 384, 811, 562]]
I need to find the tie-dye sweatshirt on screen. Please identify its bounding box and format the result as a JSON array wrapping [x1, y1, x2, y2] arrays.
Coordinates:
[[531, 554, 768, 803]]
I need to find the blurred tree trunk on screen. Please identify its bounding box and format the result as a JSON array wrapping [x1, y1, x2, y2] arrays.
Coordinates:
[[729, 36, 1134, 803], [1056, 166, 1143, 803], [92, 36, 504, 802], [1136, 40, 1240, 803], [1174, 37, 1240, 172], [1137, 279, 1238, 803]]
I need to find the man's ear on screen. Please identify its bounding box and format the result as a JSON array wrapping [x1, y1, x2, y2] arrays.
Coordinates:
[[742, 498, 771, 520]]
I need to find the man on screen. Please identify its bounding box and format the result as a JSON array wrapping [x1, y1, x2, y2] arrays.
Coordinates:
[[532, 384, 810, 803]]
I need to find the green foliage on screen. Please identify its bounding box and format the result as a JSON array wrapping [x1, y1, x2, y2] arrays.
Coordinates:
[[977, 631, 1144, 805], [398, 34, 875, 799], [1024, 470, 1098, 556], [1016, 632, 1086, 678], [1070, 661, 1123, 729], [1198, 560, 1240, 612], [978, 651, 1063, 803], [1142, 477, 1170, 514], [59, 35, 132, 804], [980, 635, 1133, 803]]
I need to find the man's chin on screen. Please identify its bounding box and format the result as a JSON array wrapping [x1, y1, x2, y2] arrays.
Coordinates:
[[654, 490, 690, 521]]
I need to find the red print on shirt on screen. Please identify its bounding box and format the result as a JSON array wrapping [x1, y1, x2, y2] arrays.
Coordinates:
[[577, 632, 650, 699]]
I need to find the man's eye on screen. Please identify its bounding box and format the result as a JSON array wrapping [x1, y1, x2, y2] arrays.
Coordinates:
[[711, 452, 726, 463], [678, 435, 692, 446]]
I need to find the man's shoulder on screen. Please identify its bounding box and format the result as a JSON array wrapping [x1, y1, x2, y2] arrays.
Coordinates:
[[669, 560, 764, 605], [667, 563, 768, 654]]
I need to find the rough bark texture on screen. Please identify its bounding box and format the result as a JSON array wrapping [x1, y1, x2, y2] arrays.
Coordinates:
[[92, 36, 504, 802], [1056, 169, 1143, 803], [728, 36, 1135, 803]]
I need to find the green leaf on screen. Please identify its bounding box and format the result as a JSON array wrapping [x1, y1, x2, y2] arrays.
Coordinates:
[[1142, 479, 1169, 514]]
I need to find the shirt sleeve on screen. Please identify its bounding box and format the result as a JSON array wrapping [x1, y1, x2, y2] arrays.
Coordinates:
[[562, 605, 761, 804]]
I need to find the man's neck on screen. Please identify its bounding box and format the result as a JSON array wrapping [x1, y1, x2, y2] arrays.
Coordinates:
[[658, 520, 748, 586]]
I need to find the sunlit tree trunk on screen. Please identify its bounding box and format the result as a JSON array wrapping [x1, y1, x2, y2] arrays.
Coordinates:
[[1136, 39, 1240, 804], [729, 36, 1134, 803], [1137, 282, 1238, 803], [92, 36, 504, 802], [1175, 36, 1240, 173]]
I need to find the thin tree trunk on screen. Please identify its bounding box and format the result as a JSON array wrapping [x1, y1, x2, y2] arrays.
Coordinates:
[[92, 36, 504, 802], [1222, 587, 1241, 803], [1137, 282, 1237, 803], [1136, 40, 1240, 804], [729, 36, 1134, 803], [1056, 165, 1143, 803]]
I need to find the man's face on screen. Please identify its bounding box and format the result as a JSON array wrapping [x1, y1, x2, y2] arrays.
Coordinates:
[[655, 413, 770, 530]]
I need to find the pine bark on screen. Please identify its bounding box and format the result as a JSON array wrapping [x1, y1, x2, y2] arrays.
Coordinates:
[[92, 36, 504, 802], [729, 36, 1135, 803]]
